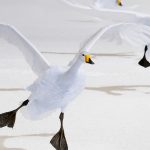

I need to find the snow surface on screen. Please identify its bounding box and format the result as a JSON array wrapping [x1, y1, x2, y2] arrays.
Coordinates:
[[0, 0, 150, 150]]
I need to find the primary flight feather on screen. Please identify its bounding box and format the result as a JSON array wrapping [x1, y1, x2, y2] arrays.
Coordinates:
[[0, 24, 50, 76]]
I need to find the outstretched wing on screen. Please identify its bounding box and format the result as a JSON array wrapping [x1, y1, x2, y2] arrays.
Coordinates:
[[60, 0, 138, 11], [0, 24, 50, 76], [101, 23, 150, 46], [59, 0, 143, 24], [69, 23, 150, 66], [79, 23, 150, 53], [60, 0, 91, 10]]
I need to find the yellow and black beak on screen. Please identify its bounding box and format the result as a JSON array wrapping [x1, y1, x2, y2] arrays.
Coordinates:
[[117, 0, 123, 6], [85, 54, 94, 64]]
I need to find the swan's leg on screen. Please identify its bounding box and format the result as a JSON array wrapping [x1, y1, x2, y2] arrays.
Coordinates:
[[0, 99, 29, 128], [50, 112, 68, 150]]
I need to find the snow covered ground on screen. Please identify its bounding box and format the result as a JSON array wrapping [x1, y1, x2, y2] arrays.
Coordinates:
[[0, 0, 150, 150]]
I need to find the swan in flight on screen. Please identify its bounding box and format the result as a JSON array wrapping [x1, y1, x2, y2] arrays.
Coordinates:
[[59, 0, 148, 25], [0, 24, 95, 150]]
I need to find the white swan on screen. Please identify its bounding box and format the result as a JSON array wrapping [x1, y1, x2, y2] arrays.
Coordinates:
[[59, 0, 148, 24], [0, 24, 95, 150], [0, 22, 149, 149]]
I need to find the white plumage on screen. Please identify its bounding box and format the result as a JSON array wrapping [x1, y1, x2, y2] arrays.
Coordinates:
[[94, 0, 121, 9], [0, 24, 96, 120], [78, 23, 150, 55], [59, 0, 148, 26], [60, 0, 136, 10], [0, 24, 49, 76], [59, 0, 150, 47], [25, 64, 85, 119], [0, 23, 149, 122], [67, 22, 150, 68]]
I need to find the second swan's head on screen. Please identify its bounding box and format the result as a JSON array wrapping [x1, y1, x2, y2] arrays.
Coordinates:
[[117, 0, 123, 6]]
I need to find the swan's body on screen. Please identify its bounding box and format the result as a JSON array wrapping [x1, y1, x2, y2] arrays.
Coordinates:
[[25, 64, 85, 119]]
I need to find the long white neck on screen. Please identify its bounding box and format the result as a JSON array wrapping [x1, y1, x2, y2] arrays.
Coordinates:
[[66, 55, 83, 75]]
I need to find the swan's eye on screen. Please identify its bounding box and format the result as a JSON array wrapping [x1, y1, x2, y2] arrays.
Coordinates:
[[82, 54, 85, 56]]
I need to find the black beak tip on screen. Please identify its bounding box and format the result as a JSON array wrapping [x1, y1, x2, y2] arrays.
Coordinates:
[[118, 2, 123, 6], [88, 58, 95, 65], [90, 61, 95, 65]]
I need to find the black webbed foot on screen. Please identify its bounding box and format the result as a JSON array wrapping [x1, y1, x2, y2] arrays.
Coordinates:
[[50, 112, 68, 150], [50, 127, 68, 150], [138, 57, 150, 68], [138, 45, 150, 68], [0, 110, 17, 128], [0, 99, 29, 128]]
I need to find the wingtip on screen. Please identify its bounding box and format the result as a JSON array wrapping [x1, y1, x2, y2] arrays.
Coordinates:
[[0, 23, 16, 31]]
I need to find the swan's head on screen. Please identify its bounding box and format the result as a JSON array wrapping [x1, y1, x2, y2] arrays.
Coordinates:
[[117, 0, 123, 6], [80, 53, 95, 65]]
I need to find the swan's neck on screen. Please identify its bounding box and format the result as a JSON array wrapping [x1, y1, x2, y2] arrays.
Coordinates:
[[66, 56, 83, 75]]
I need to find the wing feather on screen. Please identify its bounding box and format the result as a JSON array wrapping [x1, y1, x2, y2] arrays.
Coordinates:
[[59, 0, 147, 25], [79, 23, 150, 53], [69, 23, 150, 66], [0, 24, 50, 76], [60, 0, 91, 10]]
